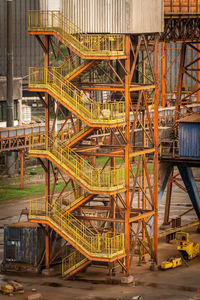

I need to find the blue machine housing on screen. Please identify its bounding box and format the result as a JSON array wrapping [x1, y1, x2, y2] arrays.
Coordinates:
[[179, 114, 200, 158]]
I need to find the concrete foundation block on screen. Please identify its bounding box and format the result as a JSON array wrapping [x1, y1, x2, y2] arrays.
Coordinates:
[[41, 268, 55, 277], [27, 293, 43, 300], [121, 275, 134, 284]]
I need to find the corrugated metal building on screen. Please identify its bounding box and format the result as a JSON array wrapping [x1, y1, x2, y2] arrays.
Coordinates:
[[60, 0, 164, 34], [40, 0, 163, 33], [3, 222, 44, 265], [160, 43, 197, 98], [3, 222, 68, 271], [179, 114, 200, 158], [0, 0, 43, 78]]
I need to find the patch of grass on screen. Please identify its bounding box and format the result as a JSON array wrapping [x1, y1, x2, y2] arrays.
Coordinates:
[[24, 165, 44, 176], [95, 156, 124, 167], [0, 180, 69, 202]]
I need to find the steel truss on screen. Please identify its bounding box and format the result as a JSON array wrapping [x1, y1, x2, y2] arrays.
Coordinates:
[[159, 0, 200, 230], [27, 11, 159, 276]]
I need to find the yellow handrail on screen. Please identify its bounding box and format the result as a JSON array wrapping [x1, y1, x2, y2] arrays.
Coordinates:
[[52, 188, 89, 212], [60, 125, 91, 148], [28, 11, 125, 56], [29, 67, 125, 126], [54, 52, 89, 79], [29, 199, 125, 258], [29, 133, 125, 192], [62, 250, 88, 277]]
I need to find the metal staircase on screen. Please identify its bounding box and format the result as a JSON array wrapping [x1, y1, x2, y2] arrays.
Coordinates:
[[59, 53, 100, 82], [28, 11, 126, 59], [29, 67, 125, 127], [52, 188, 94, 214], [29, 198, 125, 261], [28, 9, 126, 277], [62, 249, 91, 278], [29, 134, 125, 194]]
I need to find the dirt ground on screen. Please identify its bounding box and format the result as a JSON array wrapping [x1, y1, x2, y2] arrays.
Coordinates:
[[0, 182, 199, 299]]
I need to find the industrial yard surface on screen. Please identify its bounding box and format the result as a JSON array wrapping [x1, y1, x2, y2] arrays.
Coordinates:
[[0, 183, 199, 300]]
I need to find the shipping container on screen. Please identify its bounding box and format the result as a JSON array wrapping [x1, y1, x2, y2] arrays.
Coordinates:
[[3, 222, 69, 273], [59, 0, 163, 34], [3, 222, 44, 265], [179, 114, 200, 158]]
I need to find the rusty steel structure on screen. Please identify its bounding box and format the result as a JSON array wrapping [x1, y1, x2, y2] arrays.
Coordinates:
[[159, 0, 200, 227], [1, 0, 199, 277], [26, 7, 160, 276]]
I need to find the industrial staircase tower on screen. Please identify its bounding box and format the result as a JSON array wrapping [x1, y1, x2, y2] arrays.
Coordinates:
[[28, 10, 159, 277]]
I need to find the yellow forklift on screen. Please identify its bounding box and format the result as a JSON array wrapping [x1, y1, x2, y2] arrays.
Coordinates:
[[161, 256, 182, 270], [161, 232, 200, 270], [176, 232, 200, 260]]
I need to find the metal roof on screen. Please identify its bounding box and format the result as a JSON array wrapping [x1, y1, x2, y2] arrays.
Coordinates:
[[179, 113, 200, 123]]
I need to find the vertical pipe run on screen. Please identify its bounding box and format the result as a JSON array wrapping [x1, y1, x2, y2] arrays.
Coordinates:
[[6, 0, 15, 177], [7, 0, 14, 128]]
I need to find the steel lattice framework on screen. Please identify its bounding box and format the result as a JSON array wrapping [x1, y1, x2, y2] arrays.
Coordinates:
[[0, 0, 199, 277], [27, 9, 160, 277]]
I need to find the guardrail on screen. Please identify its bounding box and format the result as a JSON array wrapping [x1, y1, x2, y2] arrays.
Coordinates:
[[62, 250, 88, 277], [29, 67, 125, 126], [159, 140, 179, 158], [29, 198, 125, 258], [28, 11, 125, 56], [29, 133, 125, 192]]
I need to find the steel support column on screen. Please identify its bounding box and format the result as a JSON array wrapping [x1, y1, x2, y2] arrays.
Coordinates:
[[178, 166, 200, 219], [153, 35, 159, 263], [6, 0, 14, 128], [124, 35, 131, 275], [20, 151, 24, 189], [162, 42, 166, 108], [163, 169, 173, 225], [45, 35, 50, 269], [175, 43, 186, 122]]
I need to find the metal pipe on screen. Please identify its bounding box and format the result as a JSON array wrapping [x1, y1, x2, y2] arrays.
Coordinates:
[[6, 0, 14, 128]]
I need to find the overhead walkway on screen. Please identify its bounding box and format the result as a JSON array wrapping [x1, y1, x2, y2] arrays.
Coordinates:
[[28, 11, 126, 60], [1, 104, 200, 152]]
